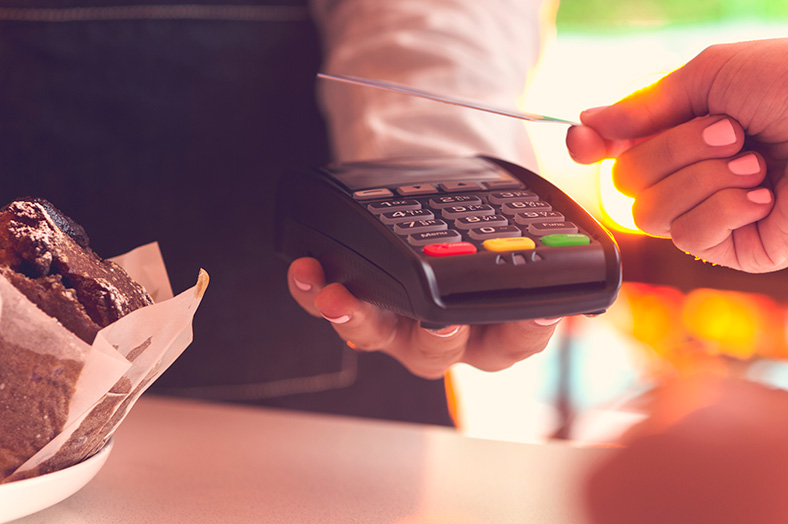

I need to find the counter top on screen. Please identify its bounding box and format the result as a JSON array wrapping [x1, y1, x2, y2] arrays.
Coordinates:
[[14, 395, 610, 523]]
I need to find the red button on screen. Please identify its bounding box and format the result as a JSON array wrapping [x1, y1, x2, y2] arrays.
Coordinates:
[[423, 242, 478, 257]]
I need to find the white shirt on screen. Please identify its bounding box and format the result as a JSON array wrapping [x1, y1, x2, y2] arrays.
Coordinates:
[[312, 0, 550, 171]]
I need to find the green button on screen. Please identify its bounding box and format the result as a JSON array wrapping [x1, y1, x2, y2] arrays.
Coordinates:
[[541, 233, 590, 247]]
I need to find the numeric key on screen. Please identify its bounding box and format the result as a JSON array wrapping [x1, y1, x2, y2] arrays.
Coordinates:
[[367, 199, 421, 215], [380, 209, 434, 224]]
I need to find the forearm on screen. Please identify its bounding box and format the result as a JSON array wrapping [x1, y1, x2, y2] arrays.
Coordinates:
[[311, 0, 551, 169]]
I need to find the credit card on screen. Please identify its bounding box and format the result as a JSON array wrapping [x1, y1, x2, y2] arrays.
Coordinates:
[[317, 73, 579, 125]]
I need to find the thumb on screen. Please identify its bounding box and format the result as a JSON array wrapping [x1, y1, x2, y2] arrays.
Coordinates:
[[580, 59, 715, 141]]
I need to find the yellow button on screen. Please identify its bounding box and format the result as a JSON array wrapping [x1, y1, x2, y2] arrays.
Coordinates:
[[483, 237, 536, 252]]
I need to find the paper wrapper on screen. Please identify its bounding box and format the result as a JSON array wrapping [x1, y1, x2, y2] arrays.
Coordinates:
[[0, 242, 207, 483]]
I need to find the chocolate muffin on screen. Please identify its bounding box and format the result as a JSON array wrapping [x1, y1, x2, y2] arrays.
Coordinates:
[[0, 197, 153, 343], [0, 198, 154, 481]]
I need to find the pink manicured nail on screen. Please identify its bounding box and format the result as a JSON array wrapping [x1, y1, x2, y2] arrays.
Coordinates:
[[534, 317, 563, 326], [728, 154, 760, 175], [702, 119, 737, 147], [427, 325, 462, 338], [293, 276, 312, 292], [323, 313, 351, 324], [747, 188, 772, 204]]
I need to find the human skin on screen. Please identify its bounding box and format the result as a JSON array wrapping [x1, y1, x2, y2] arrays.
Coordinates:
[[566, 38, 788, 274], [286, 257, 560, 379]]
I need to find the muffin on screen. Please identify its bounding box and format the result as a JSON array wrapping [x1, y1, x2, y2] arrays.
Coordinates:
[[0, 197, 153, 481]]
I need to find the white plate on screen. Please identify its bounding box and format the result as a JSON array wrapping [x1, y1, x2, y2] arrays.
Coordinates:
[[0, 440, 113, 523]]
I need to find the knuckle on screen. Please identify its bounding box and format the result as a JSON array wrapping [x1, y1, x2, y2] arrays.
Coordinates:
[[660, 132, 683, 167], [697, 43, 729, 64], [503, 333, 551, 364], [417, 344, 464, 365], [342, 325, 398, 353], [405, 348, 463, 379], [506, 345, 545, 363]]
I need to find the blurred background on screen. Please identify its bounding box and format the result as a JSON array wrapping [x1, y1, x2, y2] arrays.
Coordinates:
[[449, 0, 788, 444]]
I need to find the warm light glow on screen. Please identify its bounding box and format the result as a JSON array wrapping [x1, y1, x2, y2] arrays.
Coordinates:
[[625, 287, 681, 347], [594, 72, 671, 235], [614, 284, 788, 368], [682, 290, 761, 359], [598, 159, 643, 234]]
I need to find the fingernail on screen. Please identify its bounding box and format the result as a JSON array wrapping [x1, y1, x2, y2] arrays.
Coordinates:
[[728, 154, 760, 175], [747, 188, 772, 204], [702, 119, 736, 147], [292, 276, 312, 292], [427, 325, 462, 338], [323, 313, 351, 324], [534, 317, 563, 326]]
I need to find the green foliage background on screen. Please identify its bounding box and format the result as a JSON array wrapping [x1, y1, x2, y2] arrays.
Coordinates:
[[557, 0, 788, 31]]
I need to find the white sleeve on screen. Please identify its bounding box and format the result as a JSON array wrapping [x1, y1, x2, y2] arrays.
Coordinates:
[[310, 0, 551, 171]]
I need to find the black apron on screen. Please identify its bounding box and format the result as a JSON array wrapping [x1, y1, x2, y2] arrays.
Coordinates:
[[0, 0, 452, 426]]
